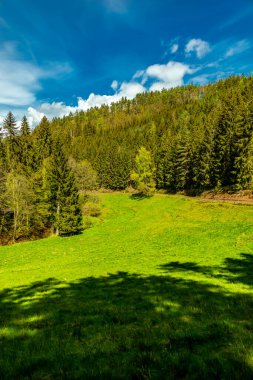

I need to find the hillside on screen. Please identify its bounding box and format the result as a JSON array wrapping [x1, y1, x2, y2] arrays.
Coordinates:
[[0, 75, 253, 243], [49, 75, 253, 192]]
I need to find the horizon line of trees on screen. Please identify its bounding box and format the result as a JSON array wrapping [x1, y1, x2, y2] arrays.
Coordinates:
[[0, 74, 252, 244]]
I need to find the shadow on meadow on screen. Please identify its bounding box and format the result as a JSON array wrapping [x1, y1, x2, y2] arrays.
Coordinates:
[[162, 252, 253, 286], [1, 255, 253, 379], [129, 192, 156, 201]]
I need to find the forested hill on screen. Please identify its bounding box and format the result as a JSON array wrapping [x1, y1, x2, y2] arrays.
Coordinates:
[[49, 75, 253, 191], [0, 75, 252, 243]]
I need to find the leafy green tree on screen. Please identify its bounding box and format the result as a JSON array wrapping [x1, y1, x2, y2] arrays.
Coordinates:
[[130, 147, 156, 195], [69, 157, 98, 191], [5, 171, 36, 242]]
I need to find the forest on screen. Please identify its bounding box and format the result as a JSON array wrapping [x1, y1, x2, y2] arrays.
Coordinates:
[[0, 75, 252, 244]]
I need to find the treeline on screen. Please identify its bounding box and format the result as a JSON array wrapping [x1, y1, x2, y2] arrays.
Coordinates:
[[0, 115, 83, 244], [0, 75, 252, 243]]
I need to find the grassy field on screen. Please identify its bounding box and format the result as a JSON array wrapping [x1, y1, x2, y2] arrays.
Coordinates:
[[0, 193, 253, 379]]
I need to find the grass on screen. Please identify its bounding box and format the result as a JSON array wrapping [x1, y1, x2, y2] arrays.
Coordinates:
[[0, 193, 253, 379]]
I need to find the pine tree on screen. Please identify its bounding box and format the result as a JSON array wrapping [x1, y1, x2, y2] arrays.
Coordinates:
[[3, 112, 18, 137], [174, 132, 192, 190], [20, 116, 30, 136], [34, 116, 53, 166], [194, 126, 214, 190], [44, 142, 83, 236], [0, 126, 5, 170], [18, 116, 35, 173], [3, 112, 20, 168], [231, 103, 253, 189]]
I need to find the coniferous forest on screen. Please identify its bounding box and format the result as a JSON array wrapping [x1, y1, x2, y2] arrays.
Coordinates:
[[0, 75, 252, 244]]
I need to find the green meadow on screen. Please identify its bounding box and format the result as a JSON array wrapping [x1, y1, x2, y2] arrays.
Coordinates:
[[0, 194, 253, 379]]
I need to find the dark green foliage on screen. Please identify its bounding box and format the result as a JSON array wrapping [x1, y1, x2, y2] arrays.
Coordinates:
[[3, 112, 20, 169], [34, 116, 53, 166], [3, 111, 18, 137], [19, 116, 35, 173], [46, 75, 253, 193], [0, 75, 253, 244], [20, 115, 30, 136], [44, 142, 83, 236]]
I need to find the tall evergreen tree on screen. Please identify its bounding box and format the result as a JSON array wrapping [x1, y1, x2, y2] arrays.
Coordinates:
[[3, 111, 20, 168], [44, 142, 83, 235], [35, 116, 53, 166], [231, 102, 253, 189], [3, 112, 18, 137], [20, 116, 30, 136]]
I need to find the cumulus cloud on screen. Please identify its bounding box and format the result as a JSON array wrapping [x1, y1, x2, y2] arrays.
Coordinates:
[[225, 39, 250, 57], [0, 42, 72, 107], [27, 107, 45, 127], [185, 38, 211, 58], [26, 59, 195, 127], [145, 61, 195, 91]]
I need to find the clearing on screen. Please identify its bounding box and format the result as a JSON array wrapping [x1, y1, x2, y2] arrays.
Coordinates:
[[0, 194, 253, 379]]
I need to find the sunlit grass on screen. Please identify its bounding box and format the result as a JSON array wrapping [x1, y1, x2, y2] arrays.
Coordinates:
[[0, 194, 253, 379]]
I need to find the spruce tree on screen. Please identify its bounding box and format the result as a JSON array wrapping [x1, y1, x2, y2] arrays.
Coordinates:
[[3, 112, 19, 168], [35, 116, 53, 166], [174, 132, 192, 190], [194, 127, 214, 190], [20, 116, 30, 136], [3, 112, 18, 137], [231, 103, 253, 189], [45, 142, 83, 236]]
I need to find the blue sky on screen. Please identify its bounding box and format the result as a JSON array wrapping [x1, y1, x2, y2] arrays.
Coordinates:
[[0, 0, 252, 126]]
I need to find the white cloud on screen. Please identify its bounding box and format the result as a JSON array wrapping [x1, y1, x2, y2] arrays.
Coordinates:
[[0, 115, 4, 127], [27, 81, 146, 127], [26, 60, 195, 126], [185, 38, 211, 58], [145, 61, 194, 91], [225, 39, 250, 57], [0, 43, 41, 106], [170, 44, 179, 54], [78, 81, 145, 111], [27, 107, 45, 127], [26, 58, 199, 127], [119, 81, 145, 98], [0, 42, 71, 107], [111, 80, 118, 91]]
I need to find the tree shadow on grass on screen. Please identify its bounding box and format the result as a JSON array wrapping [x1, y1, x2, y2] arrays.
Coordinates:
[[161, 253, 253, 286], [130, 193, 153, 201], [0, 269, 253, 379]]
